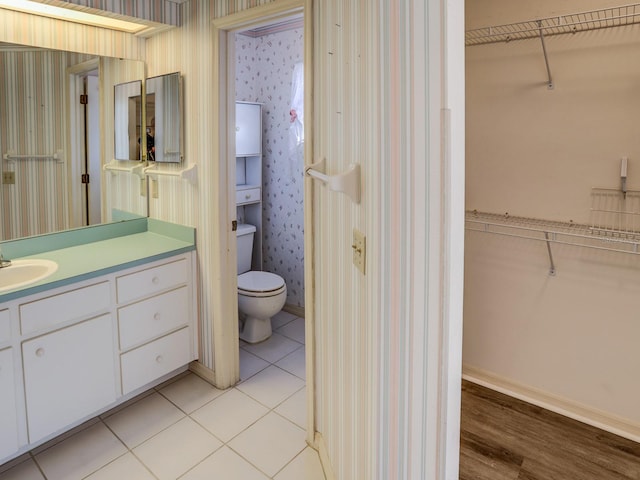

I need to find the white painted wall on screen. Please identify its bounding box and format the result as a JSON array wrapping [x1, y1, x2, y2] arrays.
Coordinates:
[[465, 0, 640, 439]]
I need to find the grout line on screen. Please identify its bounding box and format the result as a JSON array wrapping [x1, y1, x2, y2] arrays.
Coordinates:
[[3, 317, 310, 480]]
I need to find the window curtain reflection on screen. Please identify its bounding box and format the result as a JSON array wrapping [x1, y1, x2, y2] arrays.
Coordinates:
[[289, 62, 304, 177]]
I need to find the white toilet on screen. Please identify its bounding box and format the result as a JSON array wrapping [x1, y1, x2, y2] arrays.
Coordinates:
[[236, 223, 287, 343]]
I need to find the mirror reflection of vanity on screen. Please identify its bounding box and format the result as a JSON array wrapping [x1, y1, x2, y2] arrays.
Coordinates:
[[0, 42, 145, 242]]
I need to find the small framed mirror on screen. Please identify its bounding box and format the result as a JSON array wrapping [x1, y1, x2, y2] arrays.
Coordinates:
[[114, 80, 143, 161], [146, 72, 183, 163]]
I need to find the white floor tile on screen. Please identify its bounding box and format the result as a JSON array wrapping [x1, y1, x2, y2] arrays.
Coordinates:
[[240, 333, 302, 364], [191, 388, 268, 443], [274, 447, 326, 480], [275, 388, 307, 429], [180, 446, 269, 480], [239, 348, 270, 381], [271, 311, 298, 330], [236, 365, 305, 408], [35, 422, 127, 480], [103, 392, 185, 448], [84, 453, 155, 480], [0, 459, 44, 480], [158, 372, 225, 414], [228, 412, 306, 477], [133, 417, 222, 480], [275, 316, 306, 344], [275, 346, 306, 380]]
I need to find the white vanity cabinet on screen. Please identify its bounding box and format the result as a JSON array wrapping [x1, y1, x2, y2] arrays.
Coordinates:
[[0, 347, 19, 460], [116, 258, 195, 394], [0, 251, 197, 464], [22, 314, 116, 443], [235, 101, 263, 270]]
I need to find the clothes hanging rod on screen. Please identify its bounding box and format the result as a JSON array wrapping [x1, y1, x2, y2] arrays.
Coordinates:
[[465, 211, 640, 276], [465, 3, 640, 46]]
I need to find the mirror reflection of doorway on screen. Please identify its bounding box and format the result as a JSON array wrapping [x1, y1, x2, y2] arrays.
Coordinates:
[[83, 73, 101, 226]]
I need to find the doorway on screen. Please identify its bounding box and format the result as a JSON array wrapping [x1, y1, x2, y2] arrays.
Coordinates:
[[68, 59, 102, 229], [212, 0, 315, 444]]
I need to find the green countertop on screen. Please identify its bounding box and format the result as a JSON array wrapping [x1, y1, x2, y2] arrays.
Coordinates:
[[0, 219, 196, 302]]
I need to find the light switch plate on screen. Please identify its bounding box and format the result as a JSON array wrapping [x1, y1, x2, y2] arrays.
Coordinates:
[[150, 179, 159, 198], [352, 228, 366, 274]]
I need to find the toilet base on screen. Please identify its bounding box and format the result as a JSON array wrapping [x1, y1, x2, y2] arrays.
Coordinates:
[[239, 315, 273, 344]]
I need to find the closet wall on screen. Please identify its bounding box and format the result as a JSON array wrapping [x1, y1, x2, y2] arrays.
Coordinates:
[[465, 0, 640, 438]]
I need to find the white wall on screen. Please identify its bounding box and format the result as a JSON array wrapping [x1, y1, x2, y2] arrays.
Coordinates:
[[465, 0, 640, 439]]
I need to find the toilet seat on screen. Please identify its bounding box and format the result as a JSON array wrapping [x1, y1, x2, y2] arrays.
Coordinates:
[[238, 271, 286, 298]]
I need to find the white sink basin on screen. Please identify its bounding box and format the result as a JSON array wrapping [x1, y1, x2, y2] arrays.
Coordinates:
[[0, 259, 58, 292]]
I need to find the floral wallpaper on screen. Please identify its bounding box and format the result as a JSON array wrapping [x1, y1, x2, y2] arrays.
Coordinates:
[[235, 27, 305, 308]]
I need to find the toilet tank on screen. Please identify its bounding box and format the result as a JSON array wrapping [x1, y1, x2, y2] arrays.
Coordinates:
[[236, 223, 256, 274]]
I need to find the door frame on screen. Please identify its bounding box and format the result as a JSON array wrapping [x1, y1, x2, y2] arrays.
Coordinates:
[[67, 58, 100, 229], [211, 0, 316, 444]]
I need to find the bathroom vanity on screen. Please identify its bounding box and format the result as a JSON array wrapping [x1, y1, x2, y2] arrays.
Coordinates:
[[0, 219, 197, 464]]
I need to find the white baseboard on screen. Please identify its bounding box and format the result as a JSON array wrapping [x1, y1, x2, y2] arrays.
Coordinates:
[[315, 432, 335, 480], [189, 360, 217, 386], [463, 364, 640, 443], [283, 303, 305, 318]]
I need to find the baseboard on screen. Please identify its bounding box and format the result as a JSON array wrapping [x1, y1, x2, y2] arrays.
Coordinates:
[[463, 364, 640, 443], [189, 360, 217, 386], [283, 303, 305, 318], [315, 432, 336, 480]]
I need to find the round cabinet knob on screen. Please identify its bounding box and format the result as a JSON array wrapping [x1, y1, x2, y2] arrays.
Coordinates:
[[35, 348, 45, 358], [153, 313, 161, 321], [155, 355, 163, 364], [152, 276, 160, 285], [236, 126, 240, 132], [245, 194, 251, 200]]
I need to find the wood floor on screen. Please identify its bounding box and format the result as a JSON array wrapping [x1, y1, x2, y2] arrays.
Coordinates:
[[459, 380, 640, 480]]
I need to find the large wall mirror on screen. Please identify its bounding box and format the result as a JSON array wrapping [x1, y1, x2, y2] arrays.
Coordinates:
[[0, 42, 146, 242], [145, 72, 183, 163]]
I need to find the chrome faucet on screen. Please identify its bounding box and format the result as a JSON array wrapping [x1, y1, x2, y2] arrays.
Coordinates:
[[0, 246, 11, 268]]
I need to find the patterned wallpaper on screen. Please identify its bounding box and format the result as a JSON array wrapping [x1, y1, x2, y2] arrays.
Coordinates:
[[235, 28, 305, 308], [0, 49, 88, 240]]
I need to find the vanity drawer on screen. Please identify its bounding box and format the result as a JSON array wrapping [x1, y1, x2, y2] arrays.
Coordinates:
[[116, 258, 187, 304], [118, 287, 189, 351], [236, 187, 261, 205], [0, 309, 10, 344], [120, 327, 192, 395], [20, 282, 110, 335]]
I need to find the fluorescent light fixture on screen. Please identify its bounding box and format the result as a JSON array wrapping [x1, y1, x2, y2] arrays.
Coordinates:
[[0, 0, 148, 33]]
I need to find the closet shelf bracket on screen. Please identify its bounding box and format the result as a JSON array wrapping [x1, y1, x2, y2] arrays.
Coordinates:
[[538, 21, 554, 90]]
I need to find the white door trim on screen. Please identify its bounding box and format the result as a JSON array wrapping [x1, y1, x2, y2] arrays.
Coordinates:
[[211, 0, 316, 444], [67, 58, 100, 230]]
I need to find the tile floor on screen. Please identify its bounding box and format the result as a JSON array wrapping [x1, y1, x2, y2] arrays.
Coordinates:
[[0, 312, 325, 480]]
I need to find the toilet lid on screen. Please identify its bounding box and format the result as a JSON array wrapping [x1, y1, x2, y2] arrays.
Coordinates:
[[238, 271, 286, 294]]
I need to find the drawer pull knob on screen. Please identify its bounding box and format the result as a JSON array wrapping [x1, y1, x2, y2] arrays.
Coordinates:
[[153, 313, 161, 321], [155, 355, 163, 364], [36, 348, 45, 357], [152, 276, 160, 285], [245, 194, 251, 199]]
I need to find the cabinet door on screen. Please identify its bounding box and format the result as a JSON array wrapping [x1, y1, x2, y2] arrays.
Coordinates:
[[236, 103, 261, 157], [22, 315, 116, 443], [0, 348, 19, 461]]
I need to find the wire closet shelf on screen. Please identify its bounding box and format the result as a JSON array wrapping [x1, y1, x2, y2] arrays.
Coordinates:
[[465, 3, 640, 46], [466, 206, 640, 261]]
